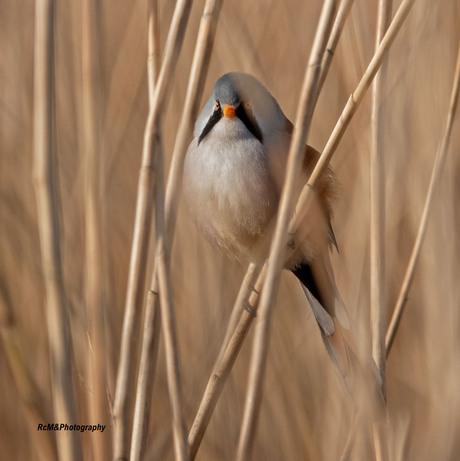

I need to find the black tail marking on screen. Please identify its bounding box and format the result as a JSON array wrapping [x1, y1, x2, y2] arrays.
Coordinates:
[[292, 262, 325, 308]]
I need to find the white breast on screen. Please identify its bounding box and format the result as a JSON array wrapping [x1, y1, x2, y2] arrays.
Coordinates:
[[183, 118, 278, 261]]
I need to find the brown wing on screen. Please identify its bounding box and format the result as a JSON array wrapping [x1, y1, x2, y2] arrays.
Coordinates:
[[284, 118, 338, 251]]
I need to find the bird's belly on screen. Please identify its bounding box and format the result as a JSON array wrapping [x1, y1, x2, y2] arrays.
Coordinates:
[[184, 138, 278, 261]]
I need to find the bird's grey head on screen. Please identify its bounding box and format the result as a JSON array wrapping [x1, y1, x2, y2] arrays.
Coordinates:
[[213, 73, 242, 107], [194, 72, 286, 144]]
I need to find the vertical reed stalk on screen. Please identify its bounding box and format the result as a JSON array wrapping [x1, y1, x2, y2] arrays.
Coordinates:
[[155, 135, 189, 461], [129, 2, 161, 460], [318, 0, 355, 95], [385, 41, 460, 356], [129, 284, 161, 461], [112, 1, 193, 458], [371, 0, 392, 458], [81, 0, 109, 459], [33, 1, 82, 459], [147, 0, 161, 106], [236, 2, 338, 459], [370, 0, 392, 403]]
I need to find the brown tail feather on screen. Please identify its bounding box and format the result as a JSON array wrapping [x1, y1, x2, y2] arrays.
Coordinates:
[[299, 281, 385, 410]]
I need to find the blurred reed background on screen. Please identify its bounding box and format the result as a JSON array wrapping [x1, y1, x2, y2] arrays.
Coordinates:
[[1, 0, 459, 460]]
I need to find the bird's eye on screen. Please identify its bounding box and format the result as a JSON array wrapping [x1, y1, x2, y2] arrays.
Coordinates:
[[214, 100, 221, 112]]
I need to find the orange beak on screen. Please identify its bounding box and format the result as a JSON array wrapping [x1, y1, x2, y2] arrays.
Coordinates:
[[223, 105, 237, 118]]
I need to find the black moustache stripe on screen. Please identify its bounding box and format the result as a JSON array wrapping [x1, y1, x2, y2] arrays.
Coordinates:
[[197, 103, 263, 145], [236, 104, 263, 144], [198, 109, 222, 145]]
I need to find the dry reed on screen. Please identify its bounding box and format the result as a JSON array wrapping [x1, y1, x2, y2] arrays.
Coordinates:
[[317, 0, 355, 97], [81, 1, 110, 460], [33, 0, 82, 459], [370, 0, 392, 399], [129, 4, 161, 460], [370, 1, 393, 458]]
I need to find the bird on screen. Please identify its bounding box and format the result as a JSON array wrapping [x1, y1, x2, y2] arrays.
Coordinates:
[[183, 71, 352, 388]]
